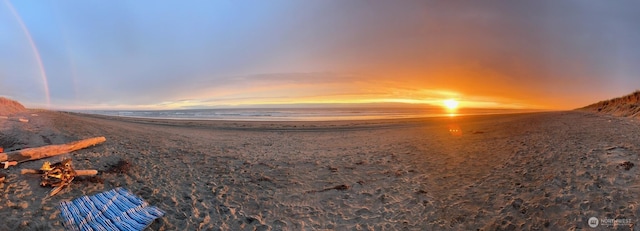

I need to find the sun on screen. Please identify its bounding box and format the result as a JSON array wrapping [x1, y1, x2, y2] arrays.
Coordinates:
[[443, 99, 459, 110]]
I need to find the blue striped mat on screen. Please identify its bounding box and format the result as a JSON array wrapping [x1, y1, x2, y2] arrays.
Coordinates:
[[59, 187, 165, 231]]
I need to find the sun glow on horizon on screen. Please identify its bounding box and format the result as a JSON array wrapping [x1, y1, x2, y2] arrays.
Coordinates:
[[443, 99, 459, 111], [42, 86, 544, 110]]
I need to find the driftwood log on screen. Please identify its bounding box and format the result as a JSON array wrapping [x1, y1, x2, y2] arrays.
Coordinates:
[[0, 137, 106, 163]]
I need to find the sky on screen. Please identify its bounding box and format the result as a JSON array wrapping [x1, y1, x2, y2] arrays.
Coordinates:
[[1, 0, 639, 110]]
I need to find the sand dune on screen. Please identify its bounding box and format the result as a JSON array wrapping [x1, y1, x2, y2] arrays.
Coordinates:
[[0, 97, 26, 117], [579, 91, 640, 119]]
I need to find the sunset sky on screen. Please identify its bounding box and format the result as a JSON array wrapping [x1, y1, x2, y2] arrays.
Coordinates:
[[1, 1, 639, 110]]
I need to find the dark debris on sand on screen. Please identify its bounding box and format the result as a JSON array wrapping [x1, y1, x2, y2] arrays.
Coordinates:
[[620, 161, 635, 170], [305, 184, 351, 194], [104, 159, 131, 174]]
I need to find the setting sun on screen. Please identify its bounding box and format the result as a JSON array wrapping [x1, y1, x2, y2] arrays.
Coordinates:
[[443, 99, 459, 110]]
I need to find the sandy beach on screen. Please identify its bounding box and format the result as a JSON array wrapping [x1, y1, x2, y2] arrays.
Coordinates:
[[1, 110, 639, 230]]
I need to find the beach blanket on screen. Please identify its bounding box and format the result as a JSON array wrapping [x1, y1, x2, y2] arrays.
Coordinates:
[[59, 187, 164, 231]]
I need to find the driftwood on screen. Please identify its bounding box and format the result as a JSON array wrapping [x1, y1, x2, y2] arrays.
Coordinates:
[[0, 137, 106, 163], [22, 159, 96, 197], [3, 161, 16, 169]]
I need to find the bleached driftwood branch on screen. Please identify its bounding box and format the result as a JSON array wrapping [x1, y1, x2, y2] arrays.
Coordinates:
[[0, 137, 106, 163]]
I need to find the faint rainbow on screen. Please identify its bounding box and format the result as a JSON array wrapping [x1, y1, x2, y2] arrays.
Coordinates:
[[4, 0, 51, 107]]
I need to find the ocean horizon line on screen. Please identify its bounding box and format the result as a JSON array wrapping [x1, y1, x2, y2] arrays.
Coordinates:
[[64, 107, 547, 122]]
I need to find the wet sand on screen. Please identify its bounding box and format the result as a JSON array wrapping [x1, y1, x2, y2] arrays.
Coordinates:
[[1, 110, 639, 230]]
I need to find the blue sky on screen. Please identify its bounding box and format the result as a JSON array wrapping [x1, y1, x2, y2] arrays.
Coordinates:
[[1, 0, 639, 109]]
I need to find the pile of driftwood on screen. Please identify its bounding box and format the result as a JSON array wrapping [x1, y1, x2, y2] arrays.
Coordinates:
[[1, 137, 105, 196], [22, 159, 99, 196]]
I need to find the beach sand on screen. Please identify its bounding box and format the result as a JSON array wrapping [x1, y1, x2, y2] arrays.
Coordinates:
[[1, 110, 639, 230]]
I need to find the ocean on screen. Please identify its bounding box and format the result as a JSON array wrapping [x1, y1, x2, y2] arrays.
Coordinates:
[[74, 107, 539, 121]]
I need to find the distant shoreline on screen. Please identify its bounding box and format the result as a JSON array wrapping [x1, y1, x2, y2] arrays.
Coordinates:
[[57, 107, 548, 122]]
